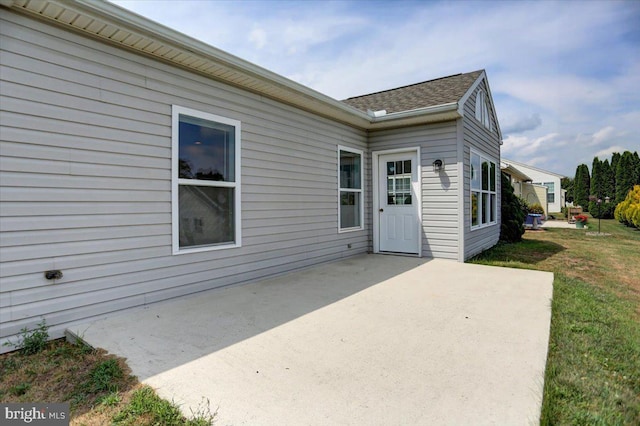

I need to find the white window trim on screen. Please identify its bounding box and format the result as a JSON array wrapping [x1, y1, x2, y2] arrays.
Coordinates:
[[338, 145, 364, 232], [172, 105, 242, 254], [470, 149, 498, 231]]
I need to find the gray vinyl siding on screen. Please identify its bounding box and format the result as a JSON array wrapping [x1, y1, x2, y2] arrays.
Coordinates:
[[462, 82, 501, 259], [0, 10, 369, 349], [368, 122, 459, 260]]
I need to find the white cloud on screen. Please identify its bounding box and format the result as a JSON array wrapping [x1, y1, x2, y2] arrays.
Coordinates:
[[591, 126, 617, 146], [502, 133, 561, 158], [595, 146, 627, 159], [526, 156, 552, 168], [502, 113, 542, 134], [248, 28, 267, 50]]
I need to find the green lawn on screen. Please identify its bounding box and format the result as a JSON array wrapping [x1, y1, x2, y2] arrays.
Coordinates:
[[470, 218, 640, 425]]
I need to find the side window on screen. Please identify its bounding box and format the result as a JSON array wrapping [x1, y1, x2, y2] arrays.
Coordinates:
[[470, 150, 497, 229], [172, 106, 241, 254], [339, 147, 364, 231]]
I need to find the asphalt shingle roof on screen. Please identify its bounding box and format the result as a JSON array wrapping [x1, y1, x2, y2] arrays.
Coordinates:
[[341, 70, 483, 114]]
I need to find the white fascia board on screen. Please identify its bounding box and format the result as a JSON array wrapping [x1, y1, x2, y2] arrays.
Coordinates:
[[368, 103, 461, 129], [372, 102, 459, 122]]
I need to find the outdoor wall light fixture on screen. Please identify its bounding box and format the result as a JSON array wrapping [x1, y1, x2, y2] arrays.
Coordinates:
[[45, 270, 63, 280], [433, 159, 444, 172]]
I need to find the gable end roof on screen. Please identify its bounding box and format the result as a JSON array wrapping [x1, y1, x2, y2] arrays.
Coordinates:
[[342, 71, 483, 114]]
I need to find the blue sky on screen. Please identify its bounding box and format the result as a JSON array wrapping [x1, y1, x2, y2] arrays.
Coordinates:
[[112, 0, 640, 177]]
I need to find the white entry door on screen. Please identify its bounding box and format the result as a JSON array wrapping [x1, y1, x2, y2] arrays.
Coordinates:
[[378, 151, 420, 254]]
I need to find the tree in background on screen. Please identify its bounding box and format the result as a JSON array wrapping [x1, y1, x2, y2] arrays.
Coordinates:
[[634, 151, 640, 184], [573, 164, 591, 211], [561, 177, 574, 204], [610, 152, 621, 198], [500, 173, 525, 242], [589, 158, 614, 218], [615, 151, 640, 204]]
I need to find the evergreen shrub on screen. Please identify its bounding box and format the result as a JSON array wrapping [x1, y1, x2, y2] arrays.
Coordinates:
[[500, 173, 526, 242]]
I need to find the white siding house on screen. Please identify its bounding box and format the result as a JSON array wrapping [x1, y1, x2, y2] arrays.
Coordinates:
[[502, 159, 565, 213], [0, 0, 503, 350]]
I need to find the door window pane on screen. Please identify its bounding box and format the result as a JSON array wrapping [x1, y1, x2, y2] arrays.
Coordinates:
[[387, 176, 412, 205], [387, 161, 395, 176]]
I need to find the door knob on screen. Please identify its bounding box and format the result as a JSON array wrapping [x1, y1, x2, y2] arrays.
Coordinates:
[[379, 208, 384, 212]]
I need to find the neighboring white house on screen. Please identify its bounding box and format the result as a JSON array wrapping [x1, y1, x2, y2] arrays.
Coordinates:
[[0, 0, 503, 349], [501, 162, 549, 215], [502, 159, 566, 213]]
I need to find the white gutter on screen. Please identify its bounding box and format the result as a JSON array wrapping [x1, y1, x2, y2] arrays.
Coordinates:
[[371, 102, 459, 122]]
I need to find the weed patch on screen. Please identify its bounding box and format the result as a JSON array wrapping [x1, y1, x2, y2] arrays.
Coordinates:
[[1, 337, 215, 425], [112, 385, 214, 426], [3, 320, 49, 355]]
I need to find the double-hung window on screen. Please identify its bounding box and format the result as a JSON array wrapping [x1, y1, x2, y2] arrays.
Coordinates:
[[338, 146, 363, 231], [172, 106, 241, 254], [470, 150, 497, 229]]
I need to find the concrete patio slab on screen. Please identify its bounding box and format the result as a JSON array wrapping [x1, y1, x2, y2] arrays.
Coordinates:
[[70, 255, 553, 426], [541, 220, 583, 229]]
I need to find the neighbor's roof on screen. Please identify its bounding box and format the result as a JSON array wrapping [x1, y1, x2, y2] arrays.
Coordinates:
[[501, 163, 533, 182], [502, 159, 566, 179], [342, 71, 484, 114]]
